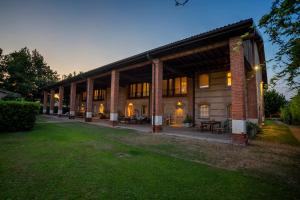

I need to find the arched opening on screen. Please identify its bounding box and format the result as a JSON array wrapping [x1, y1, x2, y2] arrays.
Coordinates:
[[99, 103, 105, 114], [127, 103, 134, 117]]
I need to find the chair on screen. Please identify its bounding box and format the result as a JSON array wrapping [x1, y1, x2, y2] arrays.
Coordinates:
[[214, 120, 232, 134], [200, 122, 210, 132]]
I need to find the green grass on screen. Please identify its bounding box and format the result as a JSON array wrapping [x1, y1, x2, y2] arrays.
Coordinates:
[[0, 120, 299, 199], [257, 120, 300, 146]]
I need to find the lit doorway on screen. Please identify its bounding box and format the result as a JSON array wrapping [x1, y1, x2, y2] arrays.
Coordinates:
[[127, 103, 134, 117]]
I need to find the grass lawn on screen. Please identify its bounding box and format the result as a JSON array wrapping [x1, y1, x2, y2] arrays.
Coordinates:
[[257, 120, 300, 146], [0, 118, 299, 199]]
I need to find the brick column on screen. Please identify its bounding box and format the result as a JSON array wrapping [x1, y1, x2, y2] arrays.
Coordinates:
[[43, 91, 48, 114], [151, 59, 163, 132], [49, 89, 55, 115], [58, 86, 64, 116], [69, 82, 76, 119], [110, 70, 119, 126], [247, 74, 258, 123], [229, 37, 248, 145], [85, 78, 94, 122]]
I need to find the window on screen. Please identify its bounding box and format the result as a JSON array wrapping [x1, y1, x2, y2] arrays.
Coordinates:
[[227, 104, 232, 119], [137, 83, 142, 97], [227, 72, 232, 86], [181, 77, 187, 94], [163, 77, 187, 96], [175, 77, 181, 95], [143, 83, 150, 97], [163, 80, 168, 96], [199, 74, 209, 88], [129, 82, 150, 98], [82, 91, 87, 101], [93, 89, 105, 101], [199, 104, 209, 118]]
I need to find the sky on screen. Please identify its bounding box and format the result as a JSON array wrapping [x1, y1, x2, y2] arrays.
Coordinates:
[[0, 0, 292, 97]]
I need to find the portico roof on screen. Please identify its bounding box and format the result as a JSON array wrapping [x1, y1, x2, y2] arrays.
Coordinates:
[[46, 18, 265, 89]]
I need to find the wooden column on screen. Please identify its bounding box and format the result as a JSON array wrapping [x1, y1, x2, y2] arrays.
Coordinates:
[[85, 78, 94, 122], [229, 37, 247, 145], [49, 89, 55, 115], [110, 70, 119, 126], [151, 59, 163, 132], [43, 91, 48, 114], [69, 82, 76, 119], [58, 86, 64, 116]]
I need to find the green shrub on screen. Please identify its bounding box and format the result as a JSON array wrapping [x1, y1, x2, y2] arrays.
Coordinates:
[[289, 94, 300, 124], [280, 92, 300, 125], [246, 121, 261, 138], [280, 105, 292, 124], [0, 101, 40, 132]]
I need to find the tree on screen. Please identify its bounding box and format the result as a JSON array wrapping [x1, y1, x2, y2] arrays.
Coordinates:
[[264, 89, 288, 117], [31, 49, 58, 98], [0, 47, 59, 100], [61, 71, 83, 80], [281, 89, 300, 124], [259, 0, 300, 90]]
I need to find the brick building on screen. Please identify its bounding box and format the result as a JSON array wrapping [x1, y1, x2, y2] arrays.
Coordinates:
[[42, 19, 267, 145]]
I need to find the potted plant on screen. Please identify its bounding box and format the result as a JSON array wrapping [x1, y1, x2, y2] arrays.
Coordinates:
[[183, 115, 193, 127]]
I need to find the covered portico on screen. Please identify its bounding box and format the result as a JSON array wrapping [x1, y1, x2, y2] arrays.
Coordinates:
[[42, 19, 267, 145]]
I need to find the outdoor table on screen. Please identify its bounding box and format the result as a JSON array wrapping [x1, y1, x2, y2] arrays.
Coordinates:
[[201, 121, 221, 133]]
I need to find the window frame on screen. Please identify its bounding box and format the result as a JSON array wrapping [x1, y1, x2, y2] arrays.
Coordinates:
[[163, 76, 187, 97], [198, 103, 210, 119], [226, 71, 232, 87], [128, 82, 150, 99], [93, 88, 106, 101], [198, 73, 210, 89]]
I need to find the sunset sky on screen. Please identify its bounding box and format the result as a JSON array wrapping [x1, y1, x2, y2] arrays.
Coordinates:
[[1, 0, 290, 95]]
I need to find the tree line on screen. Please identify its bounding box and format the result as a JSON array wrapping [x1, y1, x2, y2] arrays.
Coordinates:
[[0, 47, 82, 100]]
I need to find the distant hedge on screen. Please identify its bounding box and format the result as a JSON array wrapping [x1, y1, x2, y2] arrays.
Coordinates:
[[0, 101, 40, 132]]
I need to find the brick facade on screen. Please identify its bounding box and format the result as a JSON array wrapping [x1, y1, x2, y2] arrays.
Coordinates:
[[70, 82, 76, 119], [247, 73, 258, 122], [110, 70, 119, 126], [49, 90, 55, 115], [229, 37, 248, 145], [151, 59, 163, 132], [85, 78, 94, 122], [42, 20, 266, 146], [58, 86, 64, 116]]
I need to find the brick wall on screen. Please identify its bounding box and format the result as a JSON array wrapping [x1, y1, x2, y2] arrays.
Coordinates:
[[230, 37, 246, 121]]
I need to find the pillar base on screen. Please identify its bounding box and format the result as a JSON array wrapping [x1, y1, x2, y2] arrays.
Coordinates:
[[110, 121, 118, 126], [231, 134, 248, 145], [152, 125, 162, 133], [85, 118, 92, 122]]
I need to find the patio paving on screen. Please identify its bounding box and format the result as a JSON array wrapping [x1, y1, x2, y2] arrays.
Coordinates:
[[41, 115, 232, 144]]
